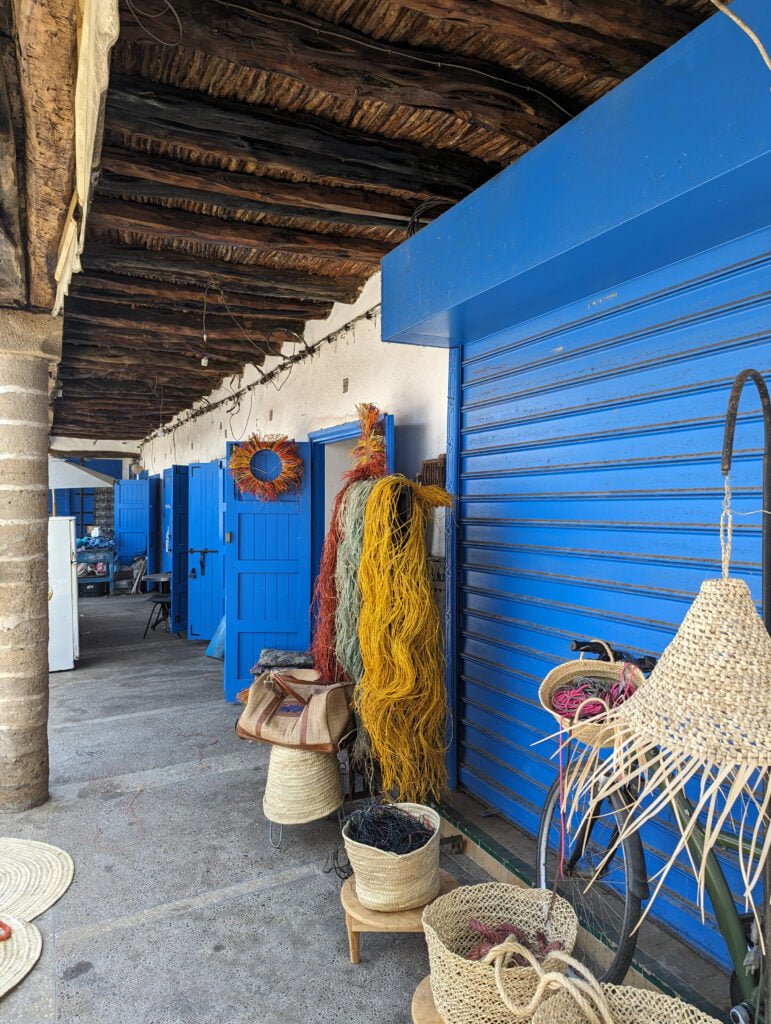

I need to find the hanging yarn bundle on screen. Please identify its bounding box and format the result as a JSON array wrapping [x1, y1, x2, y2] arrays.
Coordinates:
[[356, 475, 453, 802], [311, 404, 386, 681], [335, 479, 379, 682]]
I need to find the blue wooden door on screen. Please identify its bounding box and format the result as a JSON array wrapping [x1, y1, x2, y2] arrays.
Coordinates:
[[187, 460, 224, 641], [223, 442, 312, 702], [147, 475, 161, 577], [161, 471, 173, 574], [163, 466, 189, 634], [115, 479, 151, 562]]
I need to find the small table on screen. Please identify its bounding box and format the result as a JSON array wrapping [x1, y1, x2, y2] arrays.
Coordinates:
[[340, 869, 458, 965], [411, 977, 442, 1024], [144, 571, 171, 592]]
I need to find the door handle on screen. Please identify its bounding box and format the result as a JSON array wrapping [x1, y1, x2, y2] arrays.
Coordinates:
[[189, 566, 197, 580], [188, 548, 217, 576]]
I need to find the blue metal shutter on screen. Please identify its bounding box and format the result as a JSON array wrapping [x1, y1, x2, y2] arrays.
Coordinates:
[[456, 225, 771, 966]]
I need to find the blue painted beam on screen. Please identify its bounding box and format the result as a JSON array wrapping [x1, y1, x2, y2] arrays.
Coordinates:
[[382, 0, 771, 348]]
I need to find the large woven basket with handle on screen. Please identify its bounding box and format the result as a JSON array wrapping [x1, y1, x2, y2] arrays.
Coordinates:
[[422, 884, 579, 1024], [531, 982, 723, 1024], [343, 802, 441, 912], [538, 641, 645, 747]]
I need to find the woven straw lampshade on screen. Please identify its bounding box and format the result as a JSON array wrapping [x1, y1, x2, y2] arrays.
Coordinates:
[[567, 572, 771, 922], [263, 745, 343, 825]]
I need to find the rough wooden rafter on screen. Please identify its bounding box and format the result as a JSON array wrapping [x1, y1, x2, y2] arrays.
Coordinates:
[[395, 0, 699, 77], [106, 76, 496, 199], [118, 0, 568, 142], [99, 147, 441, 228], [78, 247, 365, 303]]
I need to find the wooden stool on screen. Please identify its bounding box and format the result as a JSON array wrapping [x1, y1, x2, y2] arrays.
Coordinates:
[[411, 976, 443, 1023], [341, 869, 458, 964]]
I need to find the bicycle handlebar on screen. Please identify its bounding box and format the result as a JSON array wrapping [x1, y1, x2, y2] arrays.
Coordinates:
[[570, 638, 658, 674]]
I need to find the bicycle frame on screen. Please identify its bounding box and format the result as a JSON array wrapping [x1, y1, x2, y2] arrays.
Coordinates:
[[673, 788, 758, 1004]]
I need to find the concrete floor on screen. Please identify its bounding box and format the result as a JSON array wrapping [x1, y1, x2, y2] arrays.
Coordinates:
[[3, 595, 483, 1023]]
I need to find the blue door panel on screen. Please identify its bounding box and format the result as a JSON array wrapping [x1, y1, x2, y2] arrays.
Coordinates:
[[163, 466, 189, 634], [224, 441, 311, 702], [187, 460, 224, 641], [115, 478, 159, 565], [456, 226, 771, 969]]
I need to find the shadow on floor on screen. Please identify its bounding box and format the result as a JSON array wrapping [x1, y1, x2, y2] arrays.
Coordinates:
[[2, 595, 484, 1023]]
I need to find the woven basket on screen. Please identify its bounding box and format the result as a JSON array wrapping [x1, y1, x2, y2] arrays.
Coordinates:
[[531, 983, 723, 1024], [263, 745, 343, 825], [343, 802, 441, 912], [538, 644, 645, 747], [423, 884, 578, 1024]]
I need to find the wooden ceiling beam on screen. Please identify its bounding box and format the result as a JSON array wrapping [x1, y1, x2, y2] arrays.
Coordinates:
[[118, 0, 566, 141], [67, 278, 333, 320], [106, 76, 494, 200], [63, 335, 276, 365], [64, 295, 310, 334], [79, 246, 364, 303], [61, 345, 245, 376], [68, 272, 295, 313], [99, 148, 434, 230], [395, 0, 698, 78], [57, 363, 223, 386], [89, 198, 391, 265]]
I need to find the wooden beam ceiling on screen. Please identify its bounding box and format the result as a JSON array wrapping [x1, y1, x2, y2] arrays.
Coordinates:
[[118, 0, 568, 142], [53, 0, 706, 439], [106, 76, 495, 200], [63, 295, 325, 329], [98, 149, 432, 231], [79, 248, 364, 303], [89, 197, 395, 265], [67, 274, 333, 319], [394, 0, 699, 77]]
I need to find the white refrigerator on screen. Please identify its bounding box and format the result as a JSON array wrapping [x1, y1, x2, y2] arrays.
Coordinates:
[[48, 516, 79, 671]]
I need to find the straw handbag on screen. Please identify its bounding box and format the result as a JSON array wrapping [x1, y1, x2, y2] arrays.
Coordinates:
[[538, 642, 645, 746], [236, 669, 354, 752], [422, 884, 579, 1024], [343, 802, 441, 912], [531, 982, 723, 1024]]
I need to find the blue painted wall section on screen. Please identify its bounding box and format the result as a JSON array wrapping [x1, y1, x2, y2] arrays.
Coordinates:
[[382, 0, 771, 349], [381, 0, 771, 971], [223, 442, 312, 702]]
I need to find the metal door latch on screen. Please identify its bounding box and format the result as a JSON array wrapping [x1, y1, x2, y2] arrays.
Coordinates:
[[188, 547, 218, 575]]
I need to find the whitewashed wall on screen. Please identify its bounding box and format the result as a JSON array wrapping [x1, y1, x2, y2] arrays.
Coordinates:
[[140, 274, 449, 478]]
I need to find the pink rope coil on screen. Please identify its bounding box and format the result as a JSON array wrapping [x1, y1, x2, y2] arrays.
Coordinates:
[[551, 664, 637, 721]]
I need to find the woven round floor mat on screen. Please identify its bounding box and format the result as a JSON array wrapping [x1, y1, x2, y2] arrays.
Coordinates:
[[0, 839, 74, 920], [0, 915, 42, 999]]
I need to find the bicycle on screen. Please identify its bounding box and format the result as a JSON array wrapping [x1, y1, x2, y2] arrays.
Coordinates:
[[535, 638, 763, 1024]]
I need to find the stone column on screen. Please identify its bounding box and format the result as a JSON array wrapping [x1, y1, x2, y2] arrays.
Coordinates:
[[0, 310, 61, 811]]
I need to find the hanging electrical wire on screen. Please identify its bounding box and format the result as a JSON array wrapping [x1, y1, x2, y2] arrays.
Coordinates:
[[124, 0, 182, 46]]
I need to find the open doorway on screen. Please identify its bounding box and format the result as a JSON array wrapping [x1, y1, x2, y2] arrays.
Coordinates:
[[309, 417, 394, 586]]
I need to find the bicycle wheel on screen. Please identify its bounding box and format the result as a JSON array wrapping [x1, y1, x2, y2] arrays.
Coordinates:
[[536, 774, 647, 983]]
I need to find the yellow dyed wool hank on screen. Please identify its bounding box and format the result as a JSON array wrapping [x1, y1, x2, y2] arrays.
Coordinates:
[[356, 475, 453, 803]]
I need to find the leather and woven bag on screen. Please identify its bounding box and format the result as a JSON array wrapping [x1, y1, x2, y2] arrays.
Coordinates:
[[235, 669, 354, 752]]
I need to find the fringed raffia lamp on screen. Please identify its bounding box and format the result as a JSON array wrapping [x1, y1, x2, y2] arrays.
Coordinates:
[[567, 370, 771, 950]]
